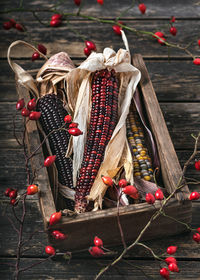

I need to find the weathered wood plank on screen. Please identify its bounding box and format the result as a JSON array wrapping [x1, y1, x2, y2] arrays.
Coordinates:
[[1, 0, 200, 18], [1, 258, 200, 280], [0, 20, 199, 58]]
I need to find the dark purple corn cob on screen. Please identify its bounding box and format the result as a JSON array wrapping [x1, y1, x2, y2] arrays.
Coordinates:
[[75, 69, 119, 213], [36, 93, 74, 210]]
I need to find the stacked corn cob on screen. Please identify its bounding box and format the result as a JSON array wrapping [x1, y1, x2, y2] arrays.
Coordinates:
[[37, 93, 74, 209], [127, 103, 154, 181], [74, 69, 119, 213]]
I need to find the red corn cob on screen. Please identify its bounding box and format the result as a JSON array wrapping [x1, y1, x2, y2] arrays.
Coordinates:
[[75, 69, 119, 213]]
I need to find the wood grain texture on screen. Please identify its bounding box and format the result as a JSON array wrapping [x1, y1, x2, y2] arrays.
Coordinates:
[[0, 20, 199, 58]]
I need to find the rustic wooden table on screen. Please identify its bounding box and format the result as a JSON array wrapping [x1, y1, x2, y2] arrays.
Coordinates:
[[0, 1, 200, 279]]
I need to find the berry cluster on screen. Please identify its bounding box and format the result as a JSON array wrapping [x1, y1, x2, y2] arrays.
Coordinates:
[[3, 19, 24, 31], [84, 40, 97, 56], [4, 188, 18, 206], [89, 236, 104, 257], [160, 246, 179, 279], [50, 14, 62, 27], [169, 16, 177, 36], [64, 114, 83, 136], [32, 44, 47, 61], [16, 98, 41, 120]]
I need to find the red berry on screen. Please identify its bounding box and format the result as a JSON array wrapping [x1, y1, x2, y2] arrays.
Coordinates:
[[158, 37, 166, 45], [198, 39, 200, 47], [15, 23, 24, 31], [74, 0, 81, 5], [10, 198, 17, 206], [193, 233, 200, 243], [52, 230, 67, 240], [160, 267, 170, 279], [193, 58, 200, 65], [170, 16, 176, 23], [170, 26, 177, 36], [51, 14, 62, 21], [27, 184, 38, 195], [21, 108, 30, 117], [37, 44, 47, 55], [9, 189, 18, 199], [85, 41, 96, 51], [45, 245, 55, 255], [112, 25, 122, 36], [50, 19, 61, 27], [49, 211, 62, 226], [101, 176, 113, 187], [153, 31, 165, 39], [165, 256, 177, 265], [9, 19, 16, 27], [138, 3, 146, 14], [168, 262, 179, 272], [189, 191, 200, 201], [195, 160, 200, 170], [155, 189, 164, 200], [122, 185, 139, 199], [64, 115, 72, 123], [68, 128, 83, 136], [89, 246, 104, 257], [3, 21, 12, 30], [16, 98, 25, 110], [145, 193, 155, 204], [32, 52, 40, 61], [84, 47, 91, 57], [94, 236, 103, 247], [197, 227, 200, 233], [4, 188, 13, 197], [29, 111, 41, 120], [118, 179, 128, 188], [97, 0, 104, 5], [167, 246, 177, 255], [44, 155, 56, 167], [27, 98, 36, 111], [69, 122, 78, 128]]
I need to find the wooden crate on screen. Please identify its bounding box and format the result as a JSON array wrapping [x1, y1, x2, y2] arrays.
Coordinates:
[[16, 54, 192, 251]]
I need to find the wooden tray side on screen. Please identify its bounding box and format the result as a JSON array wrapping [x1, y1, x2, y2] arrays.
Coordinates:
[[132, 54, 190, 201], [16, 82, 56, 228]]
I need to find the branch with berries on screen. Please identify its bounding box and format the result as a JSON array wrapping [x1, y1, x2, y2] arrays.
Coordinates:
[[1, 1, 200, 64]]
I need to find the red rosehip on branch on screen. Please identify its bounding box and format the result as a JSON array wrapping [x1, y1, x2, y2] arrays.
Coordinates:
[[89, 246, 104, 257], [15, 23, 24, 31], [21, 108, 30, 117], [192, 233, 200, 243], [168, 262, 179, 272], [146, 193, 155, 204], [9, 189, 18, 199], [122, 185, 139, 199], [3, 21, 12, 30], [112, 25, 122, 36], [4, 188, 13, 197], [84, 47, 91, 57], [160, 267, 170, 279], [170, 16, 176, 23], [193, 58, 200, 65], [167, 246, 177, 255], [165, 256, 177, 264], [189, 191, 200, 200], [37, 44, 47, 55], [94, 236, 103, 247], [101, 176, 113, 187], [153, 31, 165, 39], [16, 98, 25, 110], [68, 128, 83, 136], [195, 160, 200, 170], [29, 111, 41, 120], [97, 0, 104, 5], [74, 0, 81, 6], [69, 122, 78, 128], [138, 3, 146, 14], [45, 245, 55, 255], [10, 198, 17, 206], [64, 115, 72, 123], [118, 179, 128, 188], [52, 230, 67, 240], [27, 184, 39, 195], [44, 155, 56, 167], [155, 189, 164, 200], [27, 98, 36, 111], [51, 14, 62, 21], [49, 211, 62, 226], [85, 41, 96, 51], [170, 26, 177, 36], [32, 52, 40, 61]]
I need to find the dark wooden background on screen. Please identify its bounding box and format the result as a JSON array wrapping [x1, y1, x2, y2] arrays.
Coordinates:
[[0, 1, 200, 279]]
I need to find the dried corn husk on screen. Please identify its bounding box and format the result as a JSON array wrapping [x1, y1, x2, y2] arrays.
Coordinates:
[[71, 43, 141, 210]]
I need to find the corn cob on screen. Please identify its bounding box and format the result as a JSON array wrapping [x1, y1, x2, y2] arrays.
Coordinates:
[[127, 103, 153, 181], [36, 93, 74, 209], [75, 69, 119, 213]]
